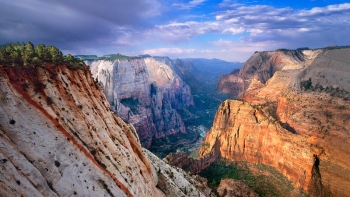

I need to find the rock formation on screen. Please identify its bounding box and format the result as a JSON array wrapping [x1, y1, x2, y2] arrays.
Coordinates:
[[202, 47, 350, 196], [164, 148, 218, 174], [217, 50, 320, 98], [0, 63, 203, 197], [144, 149, 212, 197], [217, 179, 258, 197], [87, 57, 193, 147]]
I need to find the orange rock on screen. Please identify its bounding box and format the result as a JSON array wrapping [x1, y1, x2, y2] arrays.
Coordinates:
[[203, 48, 350, 196]]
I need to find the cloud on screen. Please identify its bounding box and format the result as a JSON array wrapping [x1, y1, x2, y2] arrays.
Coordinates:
[[137, 3, 350, 48], [0, 0, 161, 54], [172, 0, 206, 10], [106, 2, 350, 61], [211, 39, 284, 52], [215, 3, 350, 32], [1, 0, 350, 61]]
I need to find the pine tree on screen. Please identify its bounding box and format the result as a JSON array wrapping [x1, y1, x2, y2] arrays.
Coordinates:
[[23, 41, 35, 66]]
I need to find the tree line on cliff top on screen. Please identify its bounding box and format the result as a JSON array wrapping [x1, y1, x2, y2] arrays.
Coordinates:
[[0, 42, 83, 69]]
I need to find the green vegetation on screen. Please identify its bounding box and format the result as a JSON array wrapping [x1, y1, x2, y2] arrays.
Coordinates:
[[148, 127, 199, 158], [75, 53, 141, 61], [120, 98, 139, 114], [74, 55, 99, 61], [74, 53, 140, 62], [99, 53, 139, 61], [300, 78, 313, 90], [200, 159, 309, 197], [0, 42, 84, 69], [300, 79, 350, 100]]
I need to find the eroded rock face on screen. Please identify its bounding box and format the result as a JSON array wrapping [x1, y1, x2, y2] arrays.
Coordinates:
[[0, 64, 199, 197], [144, 149, 209, 197], [217, 179, 258, 197], [164, 150, 218, 174], [202, 48, 350, 196], [88, 57, 193, 147]]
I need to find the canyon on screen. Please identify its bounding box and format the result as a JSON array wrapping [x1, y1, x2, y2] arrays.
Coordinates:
[[2, 44, 350, 197], [199, 47, 350, 196], [0, 62, 207, 196], [85, 56, 239, 157]]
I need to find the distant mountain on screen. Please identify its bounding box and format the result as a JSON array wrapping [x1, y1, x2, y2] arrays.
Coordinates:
[[181, 58, 242, 81]]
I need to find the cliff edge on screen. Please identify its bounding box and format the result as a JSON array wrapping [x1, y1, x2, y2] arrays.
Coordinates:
[[202, 48, 350, 196], [0, 62, 202, 197]]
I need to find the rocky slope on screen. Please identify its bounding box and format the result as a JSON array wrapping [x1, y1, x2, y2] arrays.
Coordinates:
[[164, 150, 218, 174], [201, 47, 350, 196], [0, 63, 203, 197], [144, 149, 214, 197], [217, 50, 321, 98], [87, 57, 193, 147], [217, 179, 258, 197]]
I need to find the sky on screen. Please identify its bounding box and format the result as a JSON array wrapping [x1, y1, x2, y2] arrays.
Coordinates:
[[1, 0, 350, 62]]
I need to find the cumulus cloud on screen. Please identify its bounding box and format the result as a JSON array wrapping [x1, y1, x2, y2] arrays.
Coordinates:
[[133, 3, 350, 46], [216, 3, 350, 34]]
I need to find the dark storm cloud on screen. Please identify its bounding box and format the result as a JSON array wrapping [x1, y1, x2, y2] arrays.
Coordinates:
[[0, 0, 160, 53]]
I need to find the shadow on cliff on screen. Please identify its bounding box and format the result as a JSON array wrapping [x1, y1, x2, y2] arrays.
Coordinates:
[[308, 154, 332, 197]]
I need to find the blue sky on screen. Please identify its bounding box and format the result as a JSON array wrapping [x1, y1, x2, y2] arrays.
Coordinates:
[[1, 0, 350, 62]]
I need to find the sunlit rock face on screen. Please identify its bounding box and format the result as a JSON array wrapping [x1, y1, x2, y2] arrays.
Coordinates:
[[217, 50, 321, 98], [88, 57, 193, 147], [202, 48, 350, 197], [0, 64, 203, 197]]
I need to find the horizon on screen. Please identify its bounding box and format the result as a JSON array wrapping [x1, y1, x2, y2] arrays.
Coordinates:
[[1, 0, 350, 62]]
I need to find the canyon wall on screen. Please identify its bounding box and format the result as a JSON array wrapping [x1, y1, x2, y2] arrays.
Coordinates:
[[202, 48, 350, 196], [87, 57, 193, 147], [0, 63, 203, 197]]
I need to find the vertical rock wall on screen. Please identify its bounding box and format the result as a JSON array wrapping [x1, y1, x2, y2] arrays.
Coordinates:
[[88, 57, 193, 147]]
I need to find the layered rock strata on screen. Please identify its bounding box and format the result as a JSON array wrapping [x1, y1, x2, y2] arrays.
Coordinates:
[[0, 64, 201, 197], [202, 48, 350, 196], [88, 57, 193, 147]]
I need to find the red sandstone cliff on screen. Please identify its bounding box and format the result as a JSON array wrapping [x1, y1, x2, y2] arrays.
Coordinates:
[[202, 48, 350, 197]]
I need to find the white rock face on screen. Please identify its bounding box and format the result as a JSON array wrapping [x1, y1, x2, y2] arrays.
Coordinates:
[[144, 149, 206, 197], [88, 57, 194, 147], [0, 65, 157, 196], [0, 64, 204, 197], [301, 48, 350, 91]]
